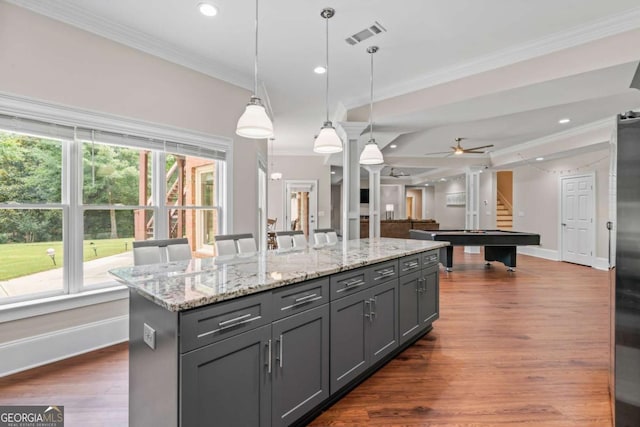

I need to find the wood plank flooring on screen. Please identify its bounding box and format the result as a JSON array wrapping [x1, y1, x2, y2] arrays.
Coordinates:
[[0, 248, 612, 426]]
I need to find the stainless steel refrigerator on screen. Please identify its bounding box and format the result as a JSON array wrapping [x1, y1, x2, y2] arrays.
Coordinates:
[[611, 111, 640, 426]]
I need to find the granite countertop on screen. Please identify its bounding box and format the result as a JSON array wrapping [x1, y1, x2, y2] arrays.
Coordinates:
[[109, 237, 448, 312]]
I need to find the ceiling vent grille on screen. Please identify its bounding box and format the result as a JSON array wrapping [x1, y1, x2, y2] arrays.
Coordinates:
[[345, 21, 386, 46]]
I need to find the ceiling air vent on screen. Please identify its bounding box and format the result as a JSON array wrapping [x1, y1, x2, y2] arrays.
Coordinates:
[[345, 21, 386, 46]]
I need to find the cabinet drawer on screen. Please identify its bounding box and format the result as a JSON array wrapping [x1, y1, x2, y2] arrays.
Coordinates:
[[399, 254, 421, 276], [180, 292, 272, 353], [370, 259, 398, 283], [421, 250, 439, 269], [330, 267, 370, 300], [272, 278, 329, 320]]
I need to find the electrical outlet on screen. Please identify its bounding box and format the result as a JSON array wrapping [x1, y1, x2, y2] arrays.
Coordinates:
[[143, 323, 156, 350]]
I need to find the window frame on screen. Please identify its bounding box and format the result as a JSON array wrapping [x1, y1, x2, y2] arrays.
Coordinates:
[[0, 93, 233, 317]]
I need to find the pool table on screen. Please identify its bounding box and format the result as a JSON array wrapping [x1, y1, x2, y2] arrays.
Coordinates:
[[409, 229, 541, 271]]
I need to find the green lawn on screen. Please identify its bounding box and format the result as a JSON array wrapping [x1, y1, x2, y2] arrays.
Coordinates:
[[0, 238, 134, 281]]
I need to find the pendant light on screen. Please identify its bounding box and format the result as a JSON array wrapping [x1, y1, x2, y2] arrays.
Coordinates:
[[236, 0, 274, 139], [313, 8, 343, 154], [359, 46, 384, 165], [269, 138, 282, 180]]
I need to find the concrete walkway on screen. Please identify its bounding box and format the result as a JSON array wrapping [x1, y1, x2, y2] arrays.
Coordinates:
[[0, 252, 133, 298]]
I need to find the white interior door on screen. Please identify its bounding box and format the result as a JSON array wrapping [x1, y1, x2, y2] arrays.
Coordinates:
[[285, 180, 318, 240], [561, 174, 595, 266]]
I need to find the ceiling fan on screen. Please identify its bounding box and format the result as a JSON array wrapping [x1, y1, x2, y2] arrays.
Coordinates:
[[387, 167, 409, 178], [425, 137, 494, 156]]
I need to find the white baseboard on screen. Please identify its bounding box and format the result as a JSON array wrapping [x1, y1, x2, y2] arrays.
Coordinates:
[[592, 257, 610, 271], [0, 315, 128, 377], [518, 247, 610, 270], [517, 246, 560, 261]]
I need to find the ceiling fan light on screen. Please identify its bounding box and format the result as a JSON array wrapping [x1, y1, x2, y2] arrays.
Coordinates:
[[313, 122, 343, 153], [236, 97, 274, 139], [359, 139, 384, 165], [454, 148, 464, 155]]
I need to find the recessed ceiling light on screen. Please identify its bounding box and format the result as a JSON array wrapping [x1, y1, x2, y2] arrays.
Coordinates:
[[198, 3, 218, 17], [314, 66, 326, 74], [536, 157, 544, 161], [558, 118, 570, 124], [331, 171, 336, 175], [390, 144, 397, 148], [424, 183, 429, 186], [440, 178, 446, 182]]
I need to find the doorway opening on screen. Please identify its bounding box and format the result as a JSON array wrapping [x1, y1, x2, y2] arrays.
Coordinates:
[[285, 180, 318, 240], [496, 171, 513, 229]]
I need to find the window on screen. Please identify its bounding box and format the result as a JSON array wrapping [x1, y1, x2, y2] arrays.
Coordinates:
[[0, 108, 230, 306]]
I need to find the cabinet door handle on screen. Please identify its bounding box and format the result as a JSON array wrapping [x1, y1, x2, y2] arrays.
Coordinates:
[[422, 278, 427, 294], [416, 278, 424, 293], [364, 300, 371, 319], [370, 297, 376, 320], [266, 339, 272, 374], [198, 314, 263, 338], [337, 279, 365, 292], [294, 293, 318, 303], [278, 334, 284, 368], [375, 268, 395, 279], [281, 295, 323, 311]]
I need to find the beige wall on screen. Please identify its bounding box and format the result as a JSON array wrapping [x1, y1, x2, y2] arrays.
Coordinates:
[[267, 156, 331, 231], [0, 3, 258, 344], [433, 179, 466, 228], [512, 149, 610, 258]]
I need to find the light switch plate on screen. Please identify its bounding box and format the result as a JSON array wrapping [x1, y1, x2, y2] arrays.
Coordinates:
[[143, 323, 156, 350]]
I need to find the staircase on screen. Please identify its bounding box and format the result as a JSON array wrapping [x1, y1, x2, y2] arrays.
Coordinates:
[[496, 199, 512, 229]]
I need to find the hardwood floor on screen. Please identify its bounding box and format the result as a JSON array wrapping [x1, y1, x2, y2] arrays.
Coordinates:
[[0, 248, 612, 426]]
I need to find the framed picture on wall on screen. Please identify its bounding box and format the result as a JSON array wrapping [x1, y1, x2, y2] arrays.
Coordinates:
[[446, 192, 465, 206]]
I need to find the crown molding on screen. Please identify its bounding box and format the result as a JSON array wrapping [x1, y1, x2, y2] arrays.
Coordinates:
[[5, 0, 253, 90], [346, 6, 640, 108]]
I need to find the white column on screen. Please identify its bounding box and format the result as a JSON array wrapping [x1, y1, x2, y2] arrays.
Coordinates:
[[364, 164, 385, 238], [465, 167, 482, 253], [338, 122, 368, 240]]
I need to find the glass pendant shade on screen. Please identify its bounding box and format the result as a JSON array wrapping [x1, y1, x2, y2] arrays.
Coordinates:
[[359, 139, 384, 165], [313, 122, 343, 153], [236, 97, 273, 139]]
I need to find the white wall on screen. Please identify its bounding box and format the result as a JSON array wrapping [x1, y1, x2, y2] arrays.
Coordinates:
[[267, 155, 331, 230], [380, 184, 404, 219], [433, 179, 466, 228], [424, 186, 435, 219], [0, 3, 258, 354], [479, 171, 496, 229], [512, 149, 610, 259]]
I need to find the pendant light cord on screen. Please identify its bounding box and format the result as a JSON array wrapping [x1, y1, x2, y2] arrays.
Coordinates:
[[369, 50, 374, 141], [325, 14, 330, 123], [254, 0, 259, 97]]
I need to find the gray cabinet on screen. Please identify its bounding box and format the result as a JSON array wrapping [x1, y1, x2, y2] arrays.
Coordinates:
[[181, 324, 272, 427], [129, 249, 438, 427], [398, 251, 439, 345], [271, 304, 329, 427], [330, 279, 398, 393], [419, 264, 439, 326], [398, 270, 422, 345]]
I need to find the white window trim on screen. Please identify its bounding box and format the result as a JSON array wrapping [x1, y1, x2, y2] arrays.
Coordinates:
[[0, 91, 233, 316]]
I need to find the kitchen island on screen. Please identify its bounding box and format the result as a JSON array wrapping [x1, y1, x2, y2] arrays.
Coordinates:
[[110, 237, 448, 427]]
